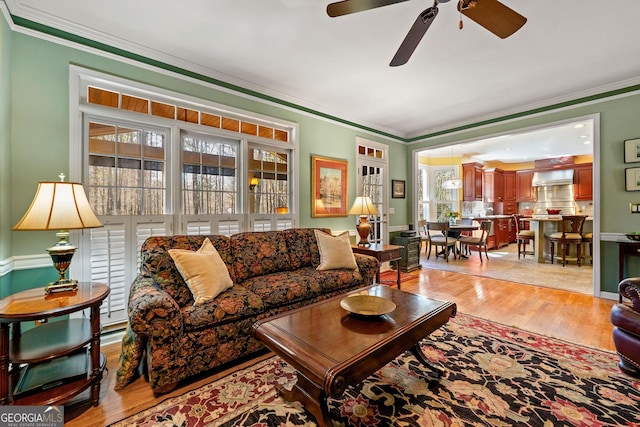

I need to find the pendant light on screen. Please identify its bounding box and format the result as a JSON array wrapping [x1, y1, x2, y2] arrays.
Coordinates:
[[442, 146, 462, 189]]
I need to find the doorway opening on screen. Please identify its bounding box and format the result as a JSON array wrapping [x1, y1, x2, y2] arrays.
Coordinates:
[[413, 116, 599, 295]]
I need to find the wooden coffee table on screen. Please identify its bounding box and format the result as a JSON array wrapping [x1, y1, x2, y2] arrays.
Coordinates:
[[252, 285, 456, 426]]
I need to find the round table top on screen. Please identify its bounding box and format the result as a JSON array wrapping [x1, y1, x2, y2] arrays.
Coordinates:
[[0, 282, 109, 321]]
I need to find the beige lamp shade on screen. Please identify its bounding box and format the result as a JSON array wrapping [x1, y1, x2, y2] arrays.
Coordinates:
[[13, 181, 102, 231], [348, 196, 380, 216]]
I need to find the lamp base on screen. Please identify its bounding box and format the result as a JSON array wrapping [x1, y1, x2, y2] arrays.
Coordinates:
[[46, 233, 78, 295], [356, 215, 372, 246], [45, 280, 78, 295]]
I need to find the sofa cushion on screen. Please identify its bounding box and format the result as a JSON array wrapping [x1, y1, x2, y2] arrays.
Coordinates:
[[283, 228, 330, 270], [230, 231, 291, 283], [241, 266, 365, 309], [315, 230, 358, 270], [241, 270, 322, 308], [181, 285, 264, 331], [141, 235, 234, 307], [168, 238, 233, 305]]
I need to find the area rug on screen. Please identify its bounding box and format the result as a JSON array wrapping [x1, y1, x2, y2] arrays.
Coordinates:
[[109, 314, 640, 426]]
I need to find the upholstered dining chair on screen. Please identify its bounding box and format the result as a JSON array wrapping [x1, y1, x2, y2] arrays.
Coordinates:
[[418, 219, 428, 254], [513, 215, 535, 259], [457, 221, 492, 263], [425, 221, 457, 262], [549, 215, 587, 267], [582, 231, 593, 265]]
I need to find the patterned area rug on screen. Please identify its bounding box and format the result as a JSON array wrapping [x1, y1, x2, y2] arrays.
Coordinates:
[[110, 314, 640, 426]]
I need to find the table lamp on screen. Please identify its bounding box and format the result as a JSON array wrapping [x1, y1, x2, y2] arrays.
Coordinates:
[[349, 196, 379, 246], [13, 174, 103, 294]]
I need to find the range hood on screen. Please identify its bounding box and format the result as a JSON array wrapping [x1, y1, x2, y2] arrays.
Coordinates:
[[531, 169, 574, 187]]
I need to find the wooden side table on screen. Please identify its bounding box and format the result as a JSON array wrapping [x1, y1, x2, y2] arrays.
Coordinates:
[[0, 282, 109, 406], [352, 244, 403, 289]]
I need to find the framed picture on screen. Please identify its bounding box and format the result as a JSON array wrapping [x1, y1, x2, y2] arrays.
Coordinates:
[[311, 155, 348, 217], [624, 138, 640, 163], [625, 167, 640, 191], [392, 180, 406, 198]]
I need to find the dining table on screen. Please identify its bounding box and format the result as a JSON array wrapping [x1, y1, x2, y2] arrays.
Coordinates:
[[447, 223, 479, 258]]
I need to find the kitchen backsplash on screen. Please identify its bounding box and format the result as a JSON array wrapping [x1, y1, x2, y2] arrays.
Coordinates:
[[462, 200, 593, 217]]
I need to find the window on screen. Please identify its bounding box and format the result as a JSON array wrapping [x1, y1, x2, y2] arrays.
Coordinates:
[[181, 132, 239, 215], [248, 147, 290, 214], [71, 67, 298, 327], [88, 121, 166, 216]]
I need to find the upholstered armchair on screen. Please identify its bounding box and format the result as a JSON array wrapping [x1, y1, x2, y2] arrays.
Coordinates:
[[611, 277, 640, 377]]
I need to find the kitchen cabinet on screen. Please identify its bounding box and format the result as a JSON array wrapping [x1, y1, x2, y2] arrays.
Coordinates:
[[516, 170, 535, 202], [574, 163, 593, 200], [462, 163, 483, 201], [503, 171, 517, 214], [495, 217, 511, 249], [504, 171, 516, 201], [483, 168, 504, 203]]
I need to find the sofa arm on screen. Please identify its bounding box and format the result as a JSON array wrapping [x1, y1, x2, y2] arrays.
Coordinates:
[[354, 253, 380, 285], [128, 275, 184, 339], [620, 277, 640, 311], [611, 303, 640, 338]]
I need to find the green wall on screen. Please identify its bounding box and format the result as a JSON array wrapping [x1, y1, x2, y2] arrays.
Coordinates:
[[1, 14, 408, 290], [0, 11, 11, 262]]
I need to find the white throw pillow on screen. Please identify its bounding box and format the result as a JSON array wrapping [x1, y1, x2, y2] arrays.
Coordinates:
[[168, 238, 233, 305], [314, 230, 358, 271]]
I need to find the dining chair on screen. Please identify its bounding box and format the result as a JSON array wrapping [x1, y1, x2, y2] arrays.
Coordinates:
[[425, 221, 458, 262], [418, 219, 428, 254], [549, 215, 587, 266], [513, 214, 535, 259], [457, 221, 492, 263], [582, 232, 593, 265]]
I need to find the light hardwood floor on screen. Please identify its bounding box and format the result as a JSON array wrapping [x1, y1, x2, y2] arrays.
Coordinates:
[[64, 268, 617, 426]]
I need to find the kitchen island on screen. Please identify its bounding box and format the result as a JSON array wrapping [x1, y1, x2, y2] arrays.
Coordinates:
[[522, 216, 593, 264]]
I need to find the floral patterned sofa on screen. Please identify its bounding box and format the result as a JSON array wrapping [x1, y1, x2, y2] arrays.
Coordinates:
[[115, 228, 379, 394]]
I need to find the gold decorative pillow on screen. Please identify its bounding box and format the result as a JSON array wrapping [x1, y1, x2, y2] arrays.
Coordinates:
[[314, 230, 358, 271], [168, 238, 233, 305]]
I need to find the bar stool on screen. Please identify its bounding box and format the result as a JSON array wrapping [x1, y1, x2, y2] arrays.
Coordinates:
[[549, 215, 587, 267], [513, 215, 535, 259], [582, 232, 593, 265]]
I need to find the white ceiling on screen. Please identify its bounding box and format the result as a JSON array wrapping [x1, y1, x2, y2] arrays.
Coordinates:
[[5, 0, 640, 155], [419, 118, 594, 162]]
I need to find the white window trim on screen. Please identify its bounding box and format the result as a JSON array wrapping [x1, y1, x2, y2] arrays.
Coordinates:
[[68, 65, 300, 326]]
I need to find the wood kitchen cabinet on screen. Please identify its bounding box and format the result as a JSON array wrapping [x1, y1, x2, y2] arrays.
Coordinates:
[[462, 163, 483, 201], [495, 217, 511, 249], [516, 170, 535, 202], [483, 168, 504, 203], [503, 171, 517, 214], [574, 163, 593, 200]]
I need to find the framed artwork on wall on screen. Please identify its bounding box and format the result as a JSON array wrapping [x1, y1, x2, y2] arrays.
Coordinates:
[[624, 138, 640, 163], [311, 155, 348, 217], [392, 180, 406, 198], [625, 167, 640, 191]]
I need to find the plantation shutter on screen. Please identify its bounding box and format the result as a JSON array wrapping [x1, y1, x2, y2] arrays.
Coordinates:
[[87, 215, 171, 326]]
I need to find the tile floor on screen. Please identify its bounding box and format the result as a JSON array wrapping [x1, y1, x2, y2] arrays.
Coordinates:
[[419, 242, 593, 294]]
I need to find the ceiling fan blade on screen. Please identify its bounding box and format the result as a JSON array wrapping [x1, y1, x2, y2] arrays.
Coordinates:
[[458, 0, 526, 39], [327, 0, 410, 17], [390, 6, 439, 67]]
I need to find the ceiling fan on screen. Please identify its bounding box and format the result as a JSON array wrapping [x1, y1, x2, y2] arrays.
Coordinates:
[[327, 0, 527, 66]]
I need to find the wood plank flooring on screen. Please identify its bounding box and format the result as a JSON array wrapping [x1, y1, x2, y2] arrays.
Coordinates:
[[64, 268, 617, 426]]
